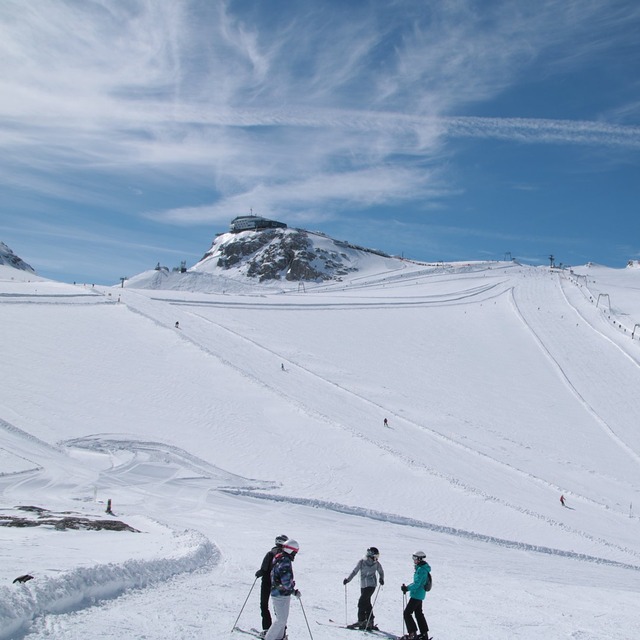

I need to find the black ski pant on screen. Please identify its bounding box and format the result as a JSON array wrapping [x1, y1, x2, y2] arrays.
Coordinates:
[[260, 579, 272, 630], [357, 586, 376, 624], [403, 597, 429, 636]]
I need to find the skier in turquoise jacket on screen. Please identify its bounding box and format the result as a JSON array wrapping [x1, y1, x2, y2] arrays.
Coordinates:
[[400, 551, 431, 640]]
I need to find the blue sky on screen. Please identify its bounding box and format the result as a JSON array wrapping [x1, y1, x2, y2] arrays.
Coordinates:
[[1, 0, 640, 284]]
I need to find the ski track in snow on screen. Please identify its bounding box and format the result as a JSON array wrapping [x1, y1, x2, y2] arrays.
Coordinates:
[[561, 273, 640, 367], [0, 417, 61, 458], [510, 272, 640, 467], [63, 435, 278, 492], [156, 279, 504, 310]]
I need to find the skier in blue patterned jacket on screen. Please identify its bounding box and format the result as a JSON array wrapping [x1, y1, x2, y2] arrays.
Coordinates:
[[255, 534, 288, 633], [265, 539, 300, 640], [400, 550, 431, 640], [343, 546, 384, 629]]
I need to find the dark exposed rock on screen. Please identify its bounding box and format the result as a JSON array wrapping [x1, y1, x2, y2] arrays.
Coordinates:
[[0, 242, 35, 273], [0, 515, 39, 528], [45, 517, 139, 532], [1, 507, 139, 532], [15, 505, 48, 515]]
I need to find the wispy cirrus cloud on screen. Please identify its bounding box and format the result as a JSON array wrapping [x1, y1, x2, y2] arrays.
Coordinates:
[[152, 164, 451, 224], [1, 0, 639, 234]]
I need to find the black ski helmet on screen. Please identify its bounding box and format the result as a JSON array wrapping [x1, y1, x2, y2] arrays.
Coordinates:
[[366, 547, 380, 558], [275, 534, 289, 547]]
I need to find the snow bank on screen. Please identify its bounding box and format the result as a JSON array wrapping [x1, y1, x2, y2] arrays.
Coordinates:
[[0, 527, 217, 640]]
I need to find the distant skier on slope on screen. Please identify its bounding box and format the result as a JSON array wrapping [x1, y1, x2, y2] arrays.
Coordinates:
[[255, 534, 288, 635], [400, 551, 431, 640], [560, 494, 566, 507], [383, 418, 389, 427], [265, 539, 300, 640], [343, 546, 384, 630]]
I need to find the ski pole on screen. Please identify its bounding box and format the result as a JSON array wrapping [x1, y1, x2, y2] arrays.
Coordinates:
[[364, 584, 381, 630], [297, 595, 314, 640], [231, 576, 258, 632], [344, 583, 348, 626], [402, 591, 407, 637]]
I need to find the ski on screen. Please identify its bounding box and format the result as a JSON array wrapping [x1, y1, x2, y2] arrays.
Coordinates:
[[232, 628, 288, 640], [232, 627, 264, 639], [317, 620, 399, 639]]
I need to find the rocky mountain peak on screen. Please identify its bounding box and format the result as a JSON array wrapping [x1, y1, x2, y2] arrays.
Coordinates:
[[0, 242, 35, 273], [195, 227, 390, 282]]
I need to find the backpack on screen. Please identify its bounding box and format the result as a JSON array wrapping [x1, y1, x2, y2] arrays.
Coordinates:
[[424, 572, 432, 592]]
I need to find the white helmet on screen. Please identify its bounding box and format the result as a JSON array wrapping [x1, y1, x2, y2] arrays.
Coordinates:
[[413, 550, 426, 562], [282, 539, 299, 556]]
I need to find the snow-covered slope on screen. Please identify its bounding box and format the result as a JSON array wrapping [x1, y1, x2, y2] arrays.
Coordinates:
[[1, 261, 639, 639]]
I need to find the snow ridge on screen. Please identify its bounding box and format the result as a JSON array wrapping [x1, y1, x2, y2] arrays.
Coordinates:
[[0, 527, 217, 640]]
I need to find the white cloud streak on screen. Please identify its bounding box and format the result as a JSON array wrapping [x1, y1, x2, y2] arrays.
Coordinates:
[[153, 164, 451, 224]]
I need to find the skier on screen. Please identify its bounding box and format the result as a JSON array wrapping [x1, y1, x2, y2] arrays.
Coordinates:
[[560, 494, 566, 507], [255, 535, 289, 635], [400, 551, 431, 640], [265, 539, 300, 640], [175, 321, 180, 329], [383, 418, 389, 427], [343, 546, 384, 630]]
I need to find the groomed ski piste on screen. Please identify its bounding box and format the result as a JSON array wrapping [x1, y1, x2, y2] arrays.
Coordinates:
[[1, 259, 639, 639]]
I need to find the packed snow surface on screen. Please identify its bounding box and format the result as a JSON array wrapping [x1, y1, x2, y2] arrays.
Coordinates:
[[1, 260, 639, 639]]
